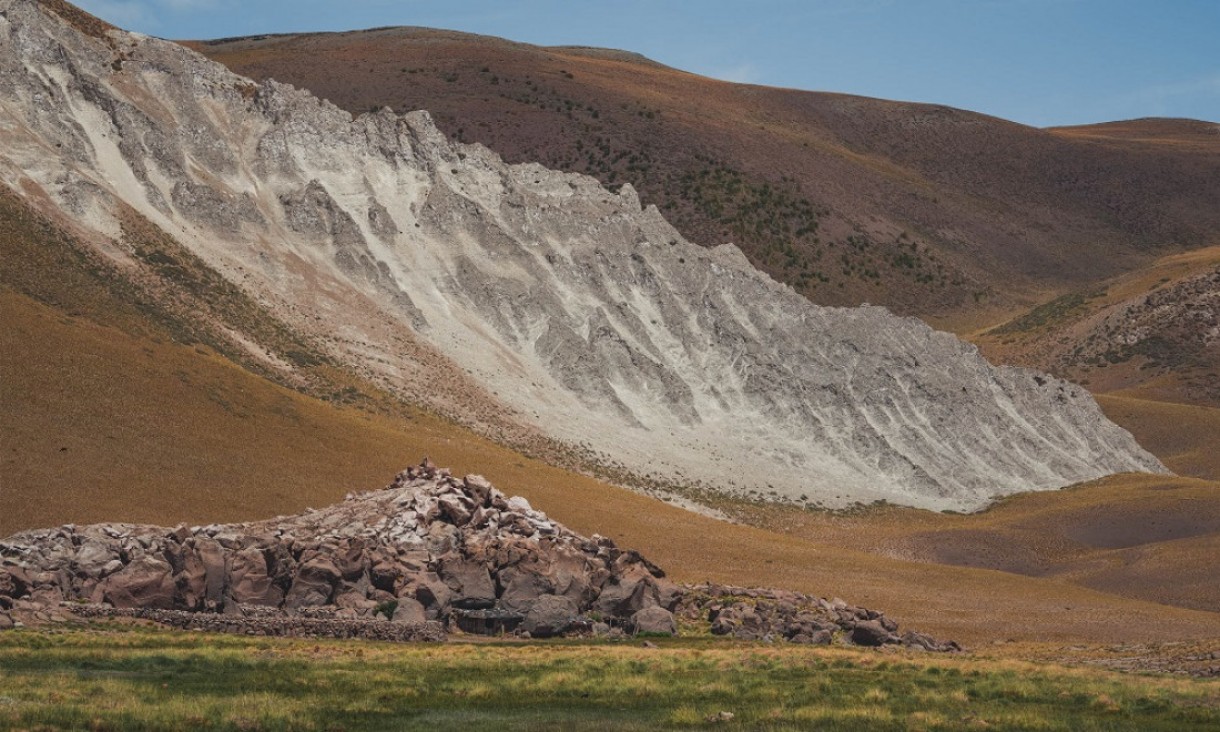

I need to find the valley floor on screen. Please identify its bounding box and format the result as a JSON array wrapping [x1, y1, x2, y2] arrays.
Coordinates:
[[2, 626, 1218, 731]]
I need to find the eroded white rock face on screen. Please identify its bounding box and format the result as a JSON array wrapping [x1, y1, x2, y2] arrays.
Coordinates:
[[0, 0, 1167, 510]]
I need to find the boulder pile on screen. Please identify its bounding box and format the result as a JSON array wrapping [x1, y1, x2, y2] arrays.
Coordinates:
[[0, 461, 957, 651], [677, 584, 959, 651]]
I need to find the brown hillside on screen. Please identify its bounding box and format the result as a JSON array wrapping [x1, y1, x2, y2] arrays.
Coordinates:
[[975, 245, 1220, 408], [190, 28, 1220, 327], [1051, 118, 1220, 149]]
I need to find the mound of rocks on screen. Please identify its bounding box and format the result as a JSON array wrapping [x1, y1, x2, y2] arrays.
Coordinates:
[[677, 584, 959, 652], [0, 461, 956, 651], [0, 461, 675, 637]]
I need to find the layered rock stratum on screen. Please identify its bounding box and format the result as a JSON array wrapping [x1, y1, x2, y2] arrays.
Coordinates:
[[0, 461, 958, 651], [0, 0, 1166, 510]]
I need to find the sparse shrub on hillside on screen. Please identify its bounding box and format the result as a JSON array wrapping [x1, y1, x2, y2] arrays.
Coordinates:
[[373, 599, 398, 620]]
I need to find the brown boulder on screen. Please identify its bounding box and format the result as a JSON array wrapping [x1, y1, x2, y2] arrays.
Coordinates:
[[437, 495, 474, 526], [592, 568, 660, 618], [497, 566, 554, 613], [102, 556, 176, 609], [285, 556, 341, 609], [631, 606, 677, 636], [0, 566, 28, 599], [522, 594, 579, 638], [462, 474, 494, 506], [72, 539, 120, 578], [403, 572, 453, 619], [331, 541, 368, 582], [229, 547, 283, 607], [391, 597, 427, 624], [194, 538, 228, 609], [369, 559, 402, 593], [438, 558, 495, 609], [335, 587, 376, 615], [175, 547, 208, 610], [851, 619, 898, 647]]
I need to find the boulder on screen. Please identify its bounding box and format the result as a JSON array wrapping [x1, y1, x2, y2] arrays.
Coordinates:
[[335, 587, 375, 615], [592, 569, 660, 618], [497, 567, 554, 613], [404, 573, 452, 619], [522, 594, 579, 638], [462, 474, 494, 506], [631, 606, 676, 636], [285, 556, 341, 609], [437, 495, 474, 526], [369, 559, 403, 593], [331, 541, 368, 581], [194, 538, 228, 609], [709, 604, 766, 640], [391, 597, 427, 624], [72, 539, 120, 577], [902, 631, 960, 653], [0, 566, 27, 599], [438, 558, 495, 609], [851, 619, 897, 647], [0, 611, 12, 631], [229, 547, 282, 606], [175, 547, 208, 610], [102, 556, 176, 609]]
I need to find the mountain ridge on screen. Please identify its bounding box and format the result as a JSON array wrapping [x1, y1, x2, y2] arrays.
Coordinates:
[[189, 24, 1220, 331]]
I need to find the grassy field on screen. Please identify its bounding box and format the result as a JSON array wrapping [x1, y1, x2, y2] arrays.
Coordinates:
[[1, 627, 1218, 731]]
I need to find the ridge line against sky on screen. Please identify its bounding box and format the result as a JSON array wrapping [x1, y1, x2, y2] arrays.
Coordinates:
[[72, 0, 1220, 128]]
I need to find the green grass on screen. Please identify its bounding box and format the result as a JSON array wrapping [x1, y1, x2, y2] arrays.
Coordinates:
[[988, 289, 1106, 336], [1, 628, 1217, 730]]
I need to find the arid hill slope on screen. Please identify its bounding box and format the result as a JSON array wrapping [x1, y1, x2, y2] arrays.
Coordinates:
[[191, 28, 1220, 327], [1, 0, 1164, 511], [975, 245, 1220, 408]]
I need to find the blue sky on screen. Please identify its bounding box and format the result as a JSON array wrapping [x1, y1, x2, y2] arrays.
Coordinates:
[[74, 0, 1220, 127]]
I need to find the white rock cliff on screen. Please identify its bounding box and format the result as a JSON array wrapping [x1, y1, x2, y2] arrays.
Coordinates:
[[0, 0, 1167, 510]]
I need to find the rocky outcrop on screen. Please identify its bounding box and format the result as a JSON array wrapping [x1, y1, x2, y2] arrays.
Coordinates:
[[0, 461, 674, 628], [0, 462, 957, 651], [676, 584, 959, 652], [0, 0, 1166, 511]]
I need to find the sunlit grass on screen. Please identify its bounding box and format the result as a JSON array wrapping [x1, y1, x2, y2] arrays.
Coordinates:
[[0, 627, 1217, 730]]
